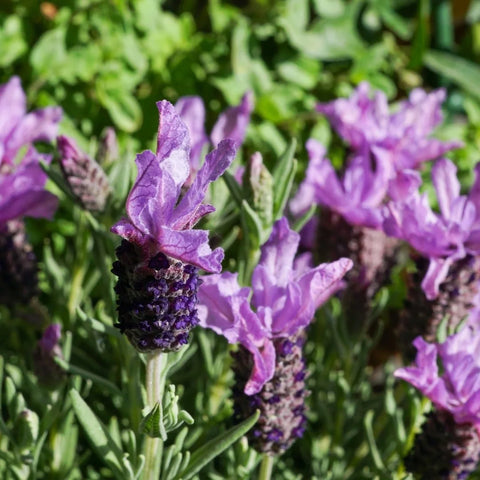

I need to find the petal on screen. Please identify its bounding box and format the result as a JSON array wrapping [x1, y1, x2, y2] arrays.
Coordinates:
[[126, 150, 178, 237], [158, 226, 224, 272], [421, 257, 454, 300], [0, 77, 26, 148], [432, 158, 460, 219], [155, 100, 190, 190], [197, 272, 254, 343], [387, 169, 422, 201], [210, 91, 254, 148], [252, 217, 299, 304], [0, 160, 58, 223], [244, 339, 276, 395], [170, 139, 236, 229], [175, 96, 208, 179]]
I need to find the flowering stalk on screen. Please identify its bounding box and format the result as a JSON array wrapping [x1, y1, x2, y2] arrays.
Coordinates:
[[143, 351, 168, 480], [199, 218, 352, 469]]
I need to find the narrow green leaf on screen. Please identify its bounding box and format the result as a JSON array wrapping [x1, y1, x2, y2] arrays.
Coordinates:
[[56, 358, 122, 396], [76, 307, 121, 338], [424, 50, 480, 101], [222, 171, 243, 208], [364, 410, 385, 470], [39, 161, 77, 203], [240, 200, 265, 249], [69, 389, 127, 478], [174, 410, 260, 480], [272, 139, 297, 220]]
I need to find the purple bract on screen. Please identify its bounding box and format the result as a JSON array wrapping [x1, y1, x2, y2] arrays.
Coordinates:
[[395, 325, 480, 432], [198, 217, 352, 394]]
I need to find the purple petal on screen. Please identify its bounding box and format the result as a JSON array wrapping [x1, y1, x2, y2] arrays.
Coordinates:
[[175, 96, 208, 180], [0, 76, 26, 149], [170, 139, 236, 230], [198, 272, 256, 343], [244, 339, 276, 395], [421, 257, 454, 300], [387, 169, 421, 201], [0, 160, 58, 223], [290, 139, 327, 217], [251, 218, 299, 308], [126, 150, 178, 237], [158, 226, 224, 272], [432, 158, 460, 220], [155, 100, 190, 189], [210, 91, 254, 148], [39, 324, 62, 352]]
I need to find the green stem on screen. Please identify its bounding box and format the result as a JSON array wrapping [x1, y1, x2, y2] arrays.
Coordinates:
[[143, 352, 168, 480], [258, 454, 274, 480]]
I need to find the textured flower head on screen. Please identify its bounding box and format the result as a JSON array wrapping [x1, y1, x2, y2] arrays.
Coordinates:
[[0, 77, 61, 226], [112, 100, 237, 273], [317, 82, 460, 172], [175, 92, 253, 185], [198, 217, 352, 394], [57, 135, 111, 212], [383, 158, 480, 299], [395, 325, 480, 431]]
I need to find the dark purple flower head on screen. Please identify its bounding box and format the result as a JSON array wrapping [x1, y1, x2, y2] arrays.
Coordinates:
[[198, 217, 352, 394], [317, 82, 460, 172], [112, 100, 236, 273], [383, 158, 480, 299], [0, 77, 61, 225], [175, 92, 253, 186], [395, 325, 480, 432]]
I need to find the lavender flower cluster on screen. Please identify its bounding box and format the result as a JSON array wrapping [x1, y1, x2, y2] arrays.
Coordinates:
[[4, 72, 480, 478]]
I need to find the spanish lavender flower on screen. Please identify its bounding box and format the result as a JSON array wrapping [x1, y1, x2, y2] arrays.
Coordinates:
[[175, 92, 253, 185], [33, 323, 65, 389], [0, 76, 61, 308], [384, 159, 480, 353], [198, 218, 352, 454], [395, 327, 480, 479], [316, 82, 460, 177], [290, 140, 403, 317], [57, 135, 111, 212], [111, 100, 236, 353]]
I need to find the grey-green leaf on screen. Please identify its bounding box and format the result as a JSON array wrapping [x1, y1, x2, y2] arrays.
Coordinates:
[[174, 410, 260, 480]]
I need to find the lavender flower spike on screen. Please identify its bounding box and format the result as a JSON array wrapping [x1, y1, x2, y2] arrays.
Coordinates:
[[57, 135, 111, 212], [112, 100, 236, 353], [395, 327, 480, 478], [198, 218, 352, 453]]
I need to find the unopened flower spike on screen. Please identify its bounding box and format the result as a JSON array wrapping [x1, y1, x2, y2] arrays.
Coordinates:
[[0, 76, 61, 308], [111, 100, 236, 353], [395, 326, 480, 479], [57, 135, 111, 212], [198, 217, 352, 454]]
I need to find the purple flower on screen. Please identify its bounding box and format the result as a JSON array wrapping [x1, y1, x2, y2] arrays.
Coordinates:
[[111, 100, 236, 352], [317, 82, 460, 174], [395, 325, 480, 431], [0, 77, 61, 225], [383, 158, 480, 299], [0, 76, 62, 167], [175, 92, 253, 185], [198, 217, 352, 394], [112, 100, 236, 273], [290, 139, 406, 229]]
